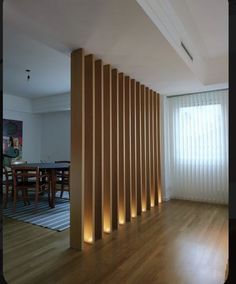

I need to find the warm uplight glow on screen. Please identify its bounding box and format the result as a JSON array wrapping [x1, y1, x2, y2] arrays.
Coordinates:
[[142, 208, 146, 212], [151, 202, 154, 207], [84, 237, 93, 244], [104, 228, 111, 233], [119, 210, 125, 225], [131, 208, 136, 218]]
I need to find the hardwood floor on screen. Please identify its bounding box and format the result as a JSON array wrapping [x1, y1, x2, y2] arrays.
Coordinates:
[[3, 200, 228, 284]]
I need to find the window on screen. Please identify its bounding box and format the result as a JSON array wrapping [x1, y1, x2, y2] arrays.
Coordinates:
[[175, 104, 223, 164]]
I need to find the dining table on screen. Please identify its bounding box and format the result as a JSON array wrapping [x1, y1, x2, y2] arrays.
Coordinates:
[[18, 162, 70, 208]]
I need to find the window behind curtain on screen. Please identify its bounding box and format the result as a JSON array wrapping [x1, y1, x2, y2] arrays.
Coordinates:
[[166, 90, 228, 204]]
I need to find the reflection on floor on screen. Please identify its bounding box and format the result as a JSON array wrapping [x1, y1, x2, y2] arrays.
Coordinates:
[[4, 200, 228, 284]]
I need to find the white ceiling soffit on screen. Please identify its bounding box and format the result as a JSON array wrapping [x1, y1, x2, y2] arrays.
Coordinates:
[[3, 0, 228, 98], [136, 0, 228, 86]]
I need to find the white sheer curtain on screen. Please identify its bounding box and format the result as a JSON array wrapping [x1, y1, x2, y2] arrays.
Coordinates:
[[166, 89, 228, 204]]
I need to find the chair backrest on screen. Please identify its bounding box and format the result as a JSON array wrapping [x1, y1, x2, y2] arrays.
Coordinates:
[[3, 166, 12, 182], [11, 166, 40, 187]]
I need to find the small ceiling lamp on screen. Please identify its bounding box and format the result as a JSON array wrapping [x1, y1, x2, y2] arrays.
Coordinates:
[[25, 69, 31, 81]]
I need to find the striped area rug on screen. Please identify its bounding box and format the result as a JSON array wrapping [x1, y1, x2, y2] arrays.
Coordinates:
[[3, 193, 70, 231]]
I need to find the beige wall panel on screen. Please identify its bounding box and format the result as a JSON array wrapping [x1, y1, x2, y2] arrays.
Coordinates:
[[94, 59, 103, 240], [136, 82, 142, 216], [70, 48, 84, 250], [130, 79, 137, 218], [111, 69, 119, 230], [125, 76, 131, 222], [103, 64, 112, 233]]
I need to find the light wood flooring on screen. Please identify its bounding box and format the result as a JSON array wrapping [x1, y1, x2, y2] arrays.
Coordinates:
[[3, 200, 228, 284]]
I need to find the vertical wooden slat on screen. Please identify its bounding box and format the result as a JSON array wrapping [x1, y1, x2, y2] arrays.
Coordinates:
[[140, 85, 146, 212], [125, 76, 131, 222], [84, 54, 95, 243], [150, 90, 155, 207], [157, 93, 162, 203], [118, 73, 125, 224], [103, 64, 112, 233], [146, 87, 151, 211], [94, 59, 103, 240], [153, 92, 158, 206], [70, 48, 84, 250], [111, 69, 119, 230], [130, 79, 137, 218], [136, 82, 142, 216]]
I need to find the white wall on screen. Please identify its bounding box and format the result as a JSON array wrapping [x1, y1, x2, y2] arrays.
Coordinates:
[[41, 111, 70, 162], [3, 93, 71, 163], [3, 94, 42, 162]]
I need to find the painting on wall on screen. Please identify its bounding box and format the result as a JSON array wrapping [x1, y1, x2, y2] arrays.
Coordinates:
[[3, 119, 23, 161]]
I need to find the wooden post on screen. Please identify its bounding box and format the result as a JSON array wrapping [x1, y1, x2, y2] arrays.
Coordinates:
[[130, 79, 137, 217], [125, 76, 131, 222], [70, 48, 84, 250], [118, 73, 126, 224], [94, 59, 103, 240], [140, 85, 146, 212], [103, 64, 112, 233], [111, 69, 119, 230], [136, 82, 142, 216]]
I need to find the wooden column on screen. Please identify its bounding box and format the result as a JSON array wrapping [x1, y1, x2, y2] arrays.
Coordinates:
[[103, 64, 112, 233], [118, 73, 125, 224], [140, 85, 146, 212], [145, 87, 151, 211], [153, 92, 158, 206], [157, 93, 162, 203], [130, 79, 137, 218], [136, 82, 142, 216], [84, 54, 95, 243], [70, 48, 84, 250], [150, 90, 155, 207], [125, 76, 131, 222], [111, 69, 119, 230], [94, 59, 103, 240]]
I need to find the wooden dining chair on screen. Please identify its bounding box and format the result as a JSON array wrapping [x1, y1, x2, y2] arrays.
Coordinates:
[[3, 160, 28, 208], [3, 166, 13, 208], [55, 161, 70, 198], [11, 166, 49, 211]]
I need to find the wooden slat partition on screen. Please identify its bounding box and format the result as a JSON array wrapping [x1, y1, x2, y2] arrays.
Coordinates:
[[140, 85, 147, 212], [70, 48, 84, 250], [94, 59, 103, 240], [111, 69, 119, 230], [145, 87, 151, 211], [118, 73, 126, 225], [103, 64, 112, 233], [125, 76, 131, 222], [136, 82, 142, 216], [84, 54, 95, 243], [130, 79, 137, 218], [70, 48, 162, 249]]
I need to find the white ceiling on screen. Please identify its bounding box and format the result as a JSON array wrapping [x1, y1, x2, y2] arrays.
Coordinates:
[[3, 0, 228, 98]]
